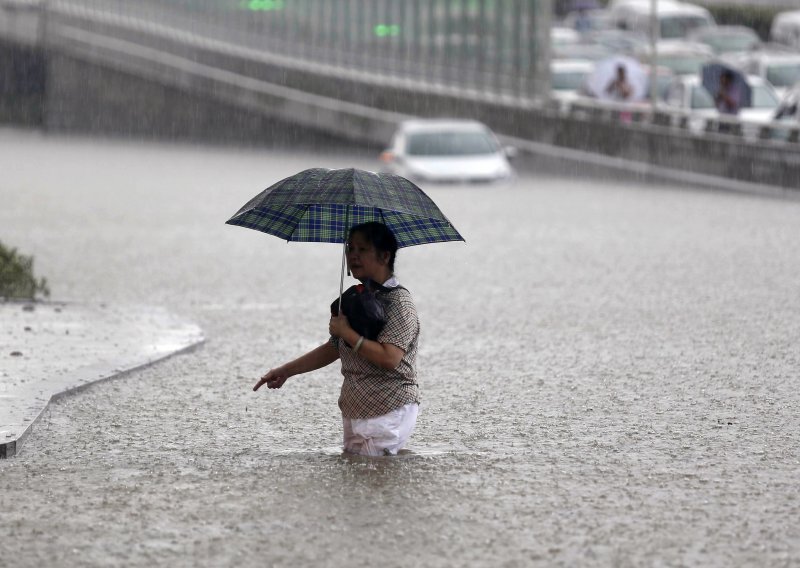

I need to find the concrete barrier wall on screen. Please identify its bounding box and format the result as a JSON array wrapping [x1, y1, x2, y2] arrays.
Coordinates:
[[0, 38, 44, 125]]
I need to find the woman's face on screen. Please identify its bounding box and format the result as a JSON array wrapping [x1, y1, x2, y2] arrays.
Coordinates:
[[346, 232, 390, 282]]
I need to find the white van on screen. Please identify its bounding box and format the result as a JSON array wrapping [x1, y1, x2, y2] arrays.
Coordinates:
[[770, 10, 800, 50], [610, 0, 716, 40]]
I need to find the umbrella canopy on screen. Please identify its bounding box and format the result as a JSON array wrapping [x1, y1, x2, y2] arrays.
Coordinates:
[[701, 62, 752, 110], [585, 55, 649, 102], [227, 167, 464, 305], [226, 167, 464, 248]]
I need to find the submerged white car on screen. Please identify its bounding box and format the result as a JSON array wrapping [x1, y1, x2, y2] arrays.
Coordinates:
[[379, 120, 516, 184]]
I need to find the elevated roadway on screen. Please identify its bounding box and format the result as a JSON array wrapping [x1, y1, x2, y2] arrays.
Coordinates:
[[1, 0, 798, 194]]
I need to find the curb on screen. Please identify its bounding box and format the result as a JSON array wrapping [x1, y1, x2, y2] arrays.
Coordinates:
[[0, 301, 205, 458]]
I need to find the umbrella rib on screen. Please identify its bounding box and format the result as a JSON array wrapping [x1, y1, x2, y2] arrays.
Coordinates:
[[288, 204, 312, 242]]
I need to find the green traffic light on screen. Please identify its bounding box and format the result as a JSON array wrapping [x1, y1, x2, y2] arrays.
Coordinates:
[[373, 24, 400, 38], [246, 0, 284, 11]]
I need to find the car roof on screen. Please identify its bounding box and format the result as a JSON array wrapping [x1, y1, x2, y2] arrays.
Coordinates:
[[742, 50, 800, 64], [690, 25, 758, 38], [398, 119, 492, 133], [677, 74, 770, 87], [551, 59, 596, 72], [644, 40, 714, 56], [773, 10, 800, 25]]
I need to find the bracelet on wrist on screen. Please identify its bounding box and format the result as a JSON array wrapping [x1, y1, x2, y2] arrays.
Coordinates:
[[353, 335, 365, 354]]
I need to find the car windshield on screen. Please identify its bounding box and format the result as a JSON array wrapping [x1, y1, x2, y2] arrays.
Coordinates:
[[660, 16, 710, 40], [701, 33, 758, 53], [551, 70, 589, 90], [750, 85, 779, 109], [406, 131, 499, 156], [691, 85, 716, 109], [766, 64, 800, 88], [657, 54, 707, 75]]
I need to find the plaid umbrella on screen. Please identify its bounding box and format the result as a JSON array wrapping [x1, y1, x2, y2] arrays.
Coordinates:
[[226, 167, 463, 247], [226, 167, 464, 302]]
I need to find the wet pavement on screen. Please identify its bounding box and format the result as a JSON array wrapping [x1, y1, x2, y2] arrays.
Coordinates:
[[0, 301, 203, 457], [1, 128, 799, 566]]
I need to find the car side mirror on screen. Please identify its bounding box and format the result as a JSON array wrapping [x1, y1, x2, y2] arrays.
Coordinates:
[[504, 146, 519, 160]]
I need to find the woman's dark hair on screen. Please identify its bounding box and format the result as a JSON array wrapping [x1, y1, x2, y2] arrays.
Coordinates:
[[349, 222, 398, 272]]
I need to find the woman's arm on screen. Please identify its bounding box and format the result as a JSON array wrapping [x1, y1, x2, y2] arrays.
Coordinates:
[[329, 313, 404, 370], [253, 342, 340, 391]]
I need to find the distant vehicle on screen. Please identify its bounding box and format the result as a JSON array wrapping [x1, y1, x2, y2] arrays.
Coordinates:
[[770, 10, 800, 51], [662, 74, 780, 137], [552, 26, 582, 49], [583, 28, 650, 55], [735, 75, 782, 136], [687, 25, 761, 55], [640, 64, 677, 101], [774, 82, 800, 136], [550, 59, 595, 111], [609, 0, 716, 40], [551, 26, 618, 61], [636, 40, 714, 76], [662, 73, 720, 131], [562, 8, 615, 33], [552, 40, 617, 62], [379, 120, 516, 184], [725, 50, 800, 100]]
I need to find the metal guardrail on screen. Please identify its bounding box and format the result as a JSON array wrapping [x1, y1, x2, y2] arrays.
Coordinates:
[[552, 97, 800, 146], [27, 0, 551, 101]]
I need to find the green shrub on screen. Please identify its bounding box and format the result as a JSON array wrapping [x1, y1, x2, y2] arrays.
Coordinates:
[[0, 241, 50, 300]]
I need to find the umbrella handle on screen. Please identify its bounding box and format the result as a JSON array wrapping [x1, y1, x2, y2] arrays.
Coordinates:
[[338, 238, 346, 314]]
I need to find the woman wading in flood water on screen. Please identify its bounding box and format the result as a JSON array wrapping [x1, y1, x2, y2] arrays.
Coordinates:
[[253, 222, 420, 456]]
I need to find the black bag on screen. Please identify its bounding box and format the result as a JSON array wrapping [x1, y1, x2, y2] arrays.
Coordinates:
[[330, 282, 400, 342]]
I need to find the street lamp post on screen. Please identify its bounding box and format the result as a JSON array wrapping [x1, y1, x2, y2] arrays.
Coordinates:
[[650, 0, 658, 110]]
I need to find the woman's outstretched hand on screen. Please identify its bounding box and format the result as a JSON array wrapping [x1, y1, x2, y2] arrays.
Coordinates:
[[253, 368, 289, 391]]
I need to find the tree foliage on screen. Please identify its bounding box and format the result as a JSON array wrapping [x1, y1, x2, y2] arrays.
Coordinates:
[[0, 241, 50, 300]]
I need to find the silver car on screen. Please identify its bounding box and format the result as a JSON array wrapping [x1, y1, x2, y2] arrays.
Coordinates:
[[379, 120, 516, 184]]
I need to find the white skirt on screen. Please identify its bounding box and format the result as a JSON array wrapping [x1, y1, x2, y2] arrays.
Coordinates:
[[342, 403, 419, 456]]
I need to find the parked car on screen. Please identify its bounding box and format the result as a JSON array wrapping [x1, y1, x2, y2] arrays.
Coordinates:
[[562, 8, 615, 33], [687, 25, 761, 55], [736, 76, 782, 137], [662, 74, 781, 137], [775, 82, 800, 120], [550, 59, 595, 112], [552, 26, 582, 50], [583, 28, 650, 55], [772, 82, 800, 135], [551, 59, 595, 99], [770, 10, 800, 51], [662, 74, 719, 131], [379, 120, 516, 184], [725, 50, 800, 100], [609, 0, 715, 41], [636, 40, 714, 76], [641, 64, 677, 101], [552, 40, 616, 62]]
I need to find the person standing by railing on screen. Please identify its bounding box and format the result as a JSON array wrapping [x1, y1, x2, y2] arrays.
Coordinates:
[[714, 70, 740, 116]]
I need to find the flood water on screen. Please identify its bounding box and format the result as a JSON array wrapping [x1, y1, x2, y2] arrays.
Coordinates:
[[1, 128, 799, 567]]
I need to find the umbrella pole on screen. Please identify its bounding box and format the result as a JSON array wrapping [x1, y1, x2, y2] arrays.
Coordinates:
[[338, 238, 346, 314], [337, 205, 350, 314]]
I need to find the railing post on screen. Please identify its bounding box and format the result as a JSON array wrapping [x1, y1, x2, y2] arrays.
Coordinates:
[[494, 0, 506, 97], [528, 0, 552, 103], [512, 0, 523, 99], [477, 0, 487, 93]]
